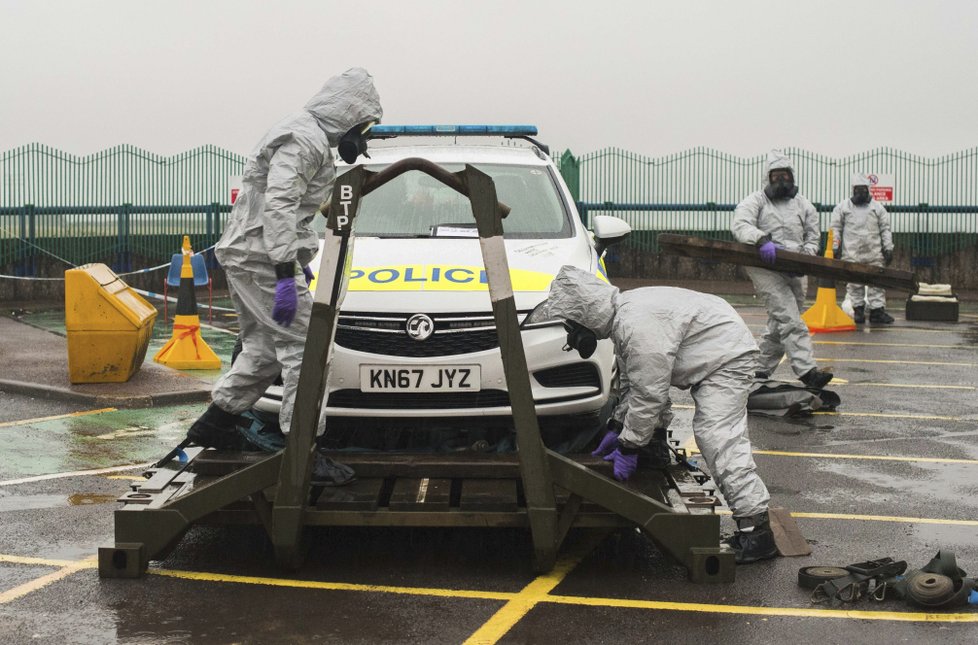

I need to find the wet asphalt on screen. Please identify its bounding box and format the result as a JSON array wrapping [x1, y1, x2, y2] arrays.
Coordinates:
[[1, 301, 977, 644]]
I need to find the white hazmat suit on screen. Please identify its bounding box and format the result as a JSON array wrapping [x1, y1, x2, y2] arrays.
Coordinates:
[[731, 150, 820, 379], [830, 173, 893, 311], [211, 68, 383, 434], [546, 266, 770, 520]]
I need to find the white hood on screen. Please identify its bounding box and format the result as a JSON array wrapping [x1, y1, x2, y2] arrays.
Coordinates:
[[338, 236, 601, 312]]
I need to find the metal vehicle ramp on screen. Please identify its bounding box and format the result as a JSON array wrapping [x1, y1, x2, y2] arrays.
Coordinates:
[[98, 158, 735, 583]]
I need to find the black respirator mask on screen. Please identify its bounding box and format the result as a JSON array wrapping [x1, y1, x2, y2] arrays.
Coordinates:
[[337, 122, 375, 164], [764, 174, 798, 200], [851, 186, 871, 206], [562, 320, 598, 359]]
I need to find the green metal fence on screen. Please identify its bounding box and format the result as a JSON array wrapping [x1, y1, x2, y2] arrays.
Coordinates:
[[0, 143, 245, 207], [2, 143, 976, 275], [0, 144, 243, 273], [572, 146, 978, 258]]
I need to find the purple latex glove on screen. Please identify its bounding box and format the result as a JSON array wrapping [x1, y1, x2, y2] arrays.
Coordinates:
[[758, 240, 777, 265], [272, 277, 298, 327], [591, 430, 620, 457], [302, 265, 315, 286], [603, 448, 639, 482]]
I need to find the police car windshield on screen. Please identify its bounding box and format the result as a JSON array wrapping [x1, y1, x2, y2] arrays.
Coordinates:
[[352, 164, 572, 238]]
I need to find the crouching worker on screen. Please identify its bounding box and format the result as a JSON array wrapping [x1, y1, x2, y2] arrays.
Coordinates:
[[185, 68, 383, 486], [546, 266, 777, 563]]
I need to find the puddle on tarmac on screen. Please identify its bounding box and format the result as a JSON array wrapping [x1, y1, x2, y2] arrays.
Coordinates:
[[68, 493, 117, 505], [0, 492, 116, 511]]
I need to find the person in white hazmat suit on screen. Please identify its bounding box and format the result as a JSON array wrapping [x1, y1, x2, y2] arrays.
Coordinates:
[[546, 266, 777, 564], [731, 150, 834, 390], [186, 68, 382, 485], [830, 174, 895, 324]]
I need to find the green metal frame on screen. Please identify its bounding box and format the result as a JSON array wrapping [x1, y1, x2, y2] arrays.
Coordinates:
[[99, 158, 733, 583]]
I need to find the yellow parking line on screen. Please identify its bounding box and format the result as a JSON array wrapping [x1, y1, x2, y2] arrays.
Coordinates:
[[545, 594, 978, 622], [751, 449, 978, 465], [789, 511, 978, 526], [676, 403, 965, 421], [812, 411, 962, 421], [814, 340, 972, 349], [0, 407, 116, 429], [714, 508, 977, 526], [151, 568, 515, 601], [836, 382, 975, 390], [0, 554, 80, 568], [0, 557, 96, 605], [817, 358, 975, 367], [461, 533, 606, 644]]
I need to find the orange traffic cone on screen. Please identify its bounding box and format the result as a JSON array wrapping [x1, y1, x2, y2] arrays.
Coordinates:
[[153, 236, 221, 369], [802, 230, 856, 333]]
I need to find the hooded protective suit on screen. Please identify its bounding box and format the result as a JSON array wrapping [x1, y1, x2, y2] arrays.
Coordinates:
[[211, 68, 383, 434], [731, 150, 820, 378], [547, 266, 770, 519], [830, 173, 893, 309]]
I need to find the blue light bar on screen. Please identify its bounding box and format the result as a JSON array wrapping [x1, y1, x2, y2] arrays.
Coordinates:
[[368, 124, 538, 138]]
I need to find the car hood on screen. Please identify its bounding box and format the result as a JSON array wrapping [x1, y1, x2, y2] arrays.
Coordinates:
[[321, 237, 599, 312]]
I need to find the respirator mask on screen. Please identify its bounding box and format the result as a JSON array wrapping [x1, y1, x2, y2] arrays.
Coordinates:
[[851, 186, 871, 206], [562, 320, 597, 359], [337, 121, 376, 164]]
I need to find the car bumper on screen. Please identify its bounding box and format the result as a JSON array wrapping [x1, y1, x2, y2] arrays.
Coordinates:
[[254, 325, 613, 418]]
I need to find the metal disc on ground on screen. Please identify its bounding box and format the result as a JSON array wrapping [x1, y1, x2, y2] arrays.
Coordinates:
[[906, 573, 957, 606], [798, 566, 849, 589]]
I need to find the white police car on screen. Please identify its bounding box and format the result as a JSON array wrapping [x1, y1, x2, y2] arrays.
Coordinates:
[[254, 126, 631, 448]]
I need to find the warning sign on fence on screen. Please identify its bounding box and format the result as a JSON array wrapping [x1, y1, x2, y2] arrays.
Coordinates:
[[866, 173, 894, 203], [229, 175, 243, 205]]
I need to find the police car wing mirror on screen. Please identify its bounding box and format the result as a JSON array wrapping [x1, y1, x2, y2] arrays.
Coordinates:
[[591, 215, 631, 256]]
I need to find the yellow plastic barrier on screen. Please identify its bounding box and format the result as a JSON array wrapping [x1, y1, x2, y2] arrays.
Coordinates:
[[65, 263, 158, 383]]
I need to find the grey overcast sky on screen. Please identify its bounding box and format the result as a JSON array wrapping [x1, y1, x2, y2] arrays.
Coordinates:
[[1, 0, 975, 158]]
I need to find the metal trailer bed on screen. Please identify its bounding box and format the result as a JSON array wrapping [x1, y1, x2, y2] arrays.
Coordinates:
[[99, 158, 735, 583]]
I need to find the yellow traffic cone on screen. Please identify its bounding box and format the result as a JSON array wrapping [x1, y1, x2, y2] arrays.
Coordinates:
[[153, 236, 222, 369], [802, 230, 856, 333]]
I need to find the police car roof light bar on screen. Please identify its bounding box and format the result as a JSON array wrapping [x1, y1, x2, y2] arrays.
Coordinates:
[[367, 125, 548, 155]]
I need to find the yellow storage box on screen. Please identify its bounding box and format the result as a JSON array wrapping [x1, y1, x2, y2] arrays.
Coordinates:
[[65, 263, 158, 383]]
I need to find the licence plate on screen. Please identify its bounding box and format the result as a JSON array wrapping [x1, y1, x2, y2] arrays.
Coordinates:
[[360, 365, 481, 392]]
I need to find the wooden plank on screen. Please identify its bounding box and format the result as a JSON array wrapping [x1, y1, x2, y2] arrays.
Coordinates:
[[459, 479, 519, 512], [313, 478, 384, 511], [388, 477, 452, 511], [657, 234, 917, 291], [769, 506, 812, 557]]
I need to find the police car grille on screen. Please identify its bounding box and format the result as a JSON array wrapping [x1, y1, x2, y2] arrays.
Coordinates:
[[534, 363, 601, 389], [328, 389, 511, 409], [335, 314, 499, 357]]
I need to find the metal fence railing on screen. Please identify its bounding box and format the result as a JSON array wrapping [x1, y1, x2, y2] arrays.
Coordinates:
[[2, 143, 977, 276], [578, 202, 978, 260], [0, 143, 245, 208], [0, 204, 230, 275]]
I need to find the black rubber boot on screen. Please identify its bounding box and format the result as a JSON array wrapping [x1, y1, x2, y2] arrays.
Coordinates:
[[852, 305, 865, 324], [641, 428, 671, 469], [869, 308, 894, 324], [186, 403, 249, 449], [800, 368, 833, 390], [724, 512, 779, 564]]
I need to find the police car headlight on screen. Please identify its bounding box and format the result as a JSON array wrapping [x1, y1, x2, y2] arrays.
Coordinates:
[[521, 300, 560, 329]]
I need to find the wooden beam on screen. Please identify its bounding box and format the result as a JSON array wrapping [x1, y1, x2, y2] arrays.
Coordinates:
[[657, 234, 918, 291]]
